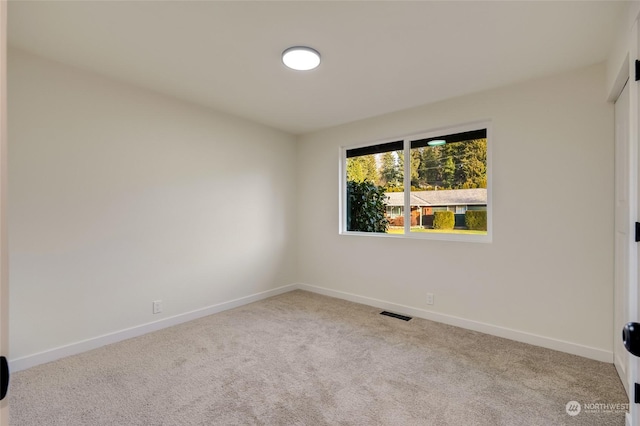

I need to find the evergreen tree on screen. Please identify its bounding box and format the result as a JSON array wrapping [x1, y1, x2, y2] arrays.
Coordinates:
[[380, 151, 401, 189], [396, 150, 404, 187], [415, 138, 487, 190], [442, 156, 456, 189], [419, 146, 440, 189], [346, 155, 378, 183], [410, 149, 421, 187], [459, 139, 487, 188]]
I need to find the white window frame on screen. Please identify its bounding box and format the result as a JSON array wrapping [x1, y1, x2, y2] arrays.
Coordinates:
[[339, 121, 492, 243]]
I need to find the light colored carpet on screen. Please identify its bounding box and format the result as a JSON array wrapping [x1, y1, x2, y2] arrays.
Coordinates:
[[9, 290, 626, 425]]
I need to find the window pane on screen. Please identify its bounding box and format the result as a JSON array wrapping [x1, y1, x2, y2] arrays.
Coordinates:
[[342, 124, 489, 240], [409, 134, 487, 235], [345, 148, 402, 234]]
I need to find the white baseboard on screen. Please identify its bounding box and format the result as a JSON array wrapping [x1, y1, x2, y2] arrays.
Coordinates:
[[614, 352, 630, 397], [297, 283, 613, 363], [9, 283, 298, 372]]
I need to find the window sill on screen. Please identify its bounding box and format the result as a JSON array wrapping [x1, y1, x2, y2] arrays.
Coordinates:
[[339, 230, 492, 243]]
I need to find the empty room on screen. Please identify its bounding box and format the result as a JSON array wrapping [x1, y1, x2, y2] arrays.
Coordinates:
[[1, 1, 640, 425]]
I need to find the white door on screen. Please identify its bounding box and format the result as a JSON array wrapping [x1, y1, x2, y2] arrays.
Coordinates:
[[631, 20, 640, 426], [615, 80, 632, 397], [0, 1, 8, 424], [614, 22, 640, 426]]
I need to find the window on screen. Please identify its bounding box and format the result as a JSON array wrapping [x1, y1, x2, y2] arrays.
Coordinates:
[[340, 122, 491, 242]]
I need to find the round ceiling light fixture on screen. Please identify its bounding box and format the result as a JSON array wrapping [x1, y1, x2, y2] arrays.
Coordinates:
[[427, 139, 447, 147], [282, 46, 321, 71]]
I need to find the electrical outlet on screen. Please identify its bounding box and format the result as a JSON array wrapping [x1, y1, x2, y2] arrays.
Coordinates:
[[426, 293, 434, 305], [152, 300, 163, 314]]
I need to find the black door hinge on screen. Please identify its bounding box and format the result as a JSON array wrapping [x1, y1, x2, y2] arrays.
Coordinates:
[[635, 222, 640, 242], [636, 60, 640, 81], [0, 356, 8, 401], [635, 383, 640, 404]]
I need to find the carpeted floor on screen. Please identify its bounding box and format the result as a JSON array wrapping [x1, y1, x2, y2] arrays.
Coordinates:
[[9, 290, 627, 425]]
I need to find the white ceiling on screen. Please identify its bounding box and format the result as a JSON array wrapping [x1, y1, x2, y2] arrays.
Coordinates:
[[8, 1, 628, 135]]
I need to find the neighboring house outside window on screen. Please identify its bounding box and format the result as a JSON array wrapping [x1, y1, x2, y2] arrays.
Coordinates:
[[384, 188, 487, 229]]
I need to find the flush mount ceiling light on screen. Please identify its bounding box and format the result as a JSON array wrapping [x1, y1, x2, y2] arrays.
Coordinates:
[[282, 46, 321, 71], [427, 139, 447, 146]]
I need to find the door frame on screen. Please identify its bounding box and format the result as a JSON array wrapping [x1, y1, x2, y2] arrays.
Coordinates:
[[610, 14, 640, 426]]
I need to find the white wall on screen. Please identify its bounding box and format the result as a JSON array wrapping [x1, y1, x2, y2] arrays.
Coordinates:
[[8, 49, 297, 362], [297, 64, 614, 360]]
